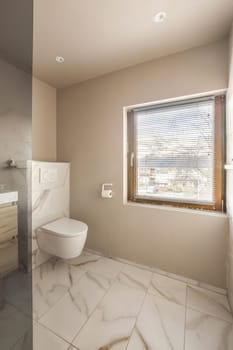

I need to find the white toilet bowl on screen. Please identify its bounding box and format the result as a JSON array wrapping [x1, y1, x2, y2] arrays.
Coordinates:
[[36, 217, 88, 259]]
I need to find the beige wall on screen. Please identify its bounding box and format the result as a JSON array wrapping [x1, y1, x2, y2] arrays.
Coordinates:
[[57, 39, 229, 288], [32, 77, 56, 161], [227, 24, 233, 308]]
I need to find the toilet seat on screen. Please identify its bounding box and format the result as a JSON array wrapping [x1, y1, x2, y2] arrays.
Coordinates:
[[40, 217, 88, 238]]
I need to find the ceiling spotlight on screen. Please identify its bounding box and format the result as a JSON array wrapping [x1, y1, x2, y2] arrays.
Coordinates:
[[153, 11, 167, 23], [56, 56, 65, 63]]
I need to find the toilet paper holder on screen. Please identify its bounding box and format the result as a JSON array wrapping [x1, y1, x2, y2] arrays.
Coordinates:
[[101, 183, 113, 198]]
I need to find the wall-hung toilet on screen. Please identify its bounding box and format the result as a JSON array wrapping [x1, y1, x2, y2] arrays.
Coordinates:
[[36, 217, 88, 259]]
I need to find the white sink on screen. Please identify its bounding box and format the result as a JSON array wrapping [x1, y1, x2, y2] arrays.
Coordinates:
[[0, 191, 18, 205]]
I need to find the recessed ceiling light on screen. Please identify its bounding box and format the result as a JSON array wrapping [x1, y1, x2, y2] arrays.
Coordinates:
[[56, 56, 65, 63], [153, 11, 167, 23]]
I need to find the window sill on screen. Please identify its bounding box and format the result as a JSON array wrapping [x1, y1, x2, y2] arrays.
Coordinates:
[[124, 200, 228, 218]]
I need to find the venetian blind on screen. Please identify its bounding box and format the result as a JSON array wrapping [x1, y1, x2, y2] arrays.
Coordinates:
[[133, 97, 215, 204]]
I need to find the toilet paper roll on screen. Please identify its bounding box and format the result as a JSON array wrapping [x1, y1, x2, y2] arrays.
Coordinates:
[[101, 190, 112, 198]]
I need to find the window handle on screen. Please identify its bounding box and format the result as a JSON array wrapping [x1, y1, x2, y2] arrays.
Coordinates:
[[130, 152, 134, 167]]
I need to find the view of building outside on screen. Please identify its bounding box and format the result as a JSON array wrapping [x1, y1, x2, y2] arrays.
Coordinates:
[[135, 99, 215, 204]]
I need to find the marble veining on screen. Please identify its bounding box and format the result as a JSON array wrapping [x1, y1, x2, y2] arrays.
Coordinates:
[[33, 259, 85, 320], [149, 272, 187, 306], [10, 326, 32, 350], [66, 251, 102, 268], [114, 254, 227, 296], [40, 270, 113, 343], [73, 280, 145, 350], [32, 190, 50, 213], [32, 252, 233, 350], [185, 309, 233, 350], [117, 264, 152, 291], [187, 285, 232, 323], [127, 293, 185, 350], [0, 301, 31, 350], [3, 270, 32, 317], [33, 323, 73, 350]]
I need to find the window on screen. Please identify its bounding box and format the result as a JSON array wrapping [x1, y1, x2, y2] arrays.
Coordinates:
[[127, 95, 225, 211]]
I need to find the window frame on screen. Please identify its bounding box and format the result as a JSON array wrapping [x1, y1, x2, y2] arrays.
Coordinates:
[[127, 95, 225, 211]]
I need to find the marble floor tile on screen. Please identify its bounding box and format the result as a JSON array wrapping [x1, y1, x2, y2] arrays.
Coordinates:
[[33, 259, 86, 290], [65, 252, 102, 268], [40, 271, 112, 343], [32, 255, 233, 350], [33, 323, 73, 350], [67, 253, 124, 282], [33, 260, 85, 320], [0, 301, 31, 349], [185, 309, 233, 350], [79, 256, 124, 281], [117, 264, 152, 291], [73, 280, 146, 350], [10, 327, 32, 350], [3, 270, 32, 316], [187, 285, 233, 322], [148, 273, 187, 306], [127, 293, 185, 350]]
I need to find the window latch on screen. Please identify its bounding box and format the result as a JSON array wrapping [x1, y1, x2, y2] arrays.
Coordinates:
[[130, 152, 134, 167]]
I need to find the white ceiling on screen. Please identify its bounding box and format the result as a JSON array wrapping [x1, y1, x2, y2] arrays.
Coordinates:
[[33, 0, 233, 88]]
